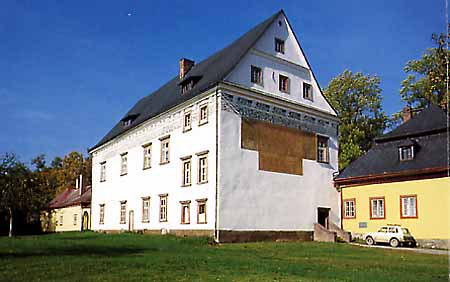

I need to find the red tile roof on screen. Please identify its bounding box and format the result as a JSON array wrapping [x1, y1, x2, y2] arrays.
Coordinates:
[[48, 186, 91, 209]]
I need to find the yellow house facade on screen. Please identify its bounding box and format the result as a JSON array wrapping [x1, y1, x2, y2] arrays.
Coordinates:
[[335, 105, 450, 249]]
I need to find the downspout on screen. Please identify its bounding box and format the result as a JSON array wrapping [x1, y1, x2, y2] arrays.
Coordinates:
[[214, 87, 220, 243]]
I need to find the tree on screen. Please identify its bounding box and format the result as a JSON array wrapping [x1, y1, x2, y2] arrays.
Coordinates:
[[323, 70, 389, 170], [400, 30, 449, 108]]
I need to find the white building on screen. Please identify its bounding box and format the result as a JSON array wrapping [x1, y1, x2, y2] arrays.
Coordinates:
[[89, 10, 342, 242]]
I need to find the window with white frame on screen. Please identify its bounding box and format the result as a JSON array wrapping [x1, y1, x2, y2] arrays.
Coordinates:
[[183, 111, 192, 132], [120, 153, 128, 176], [399, 146, 414, 161], [99, 204, 105, 225], [343, 199, 355, 218], [251, 65, 263, 85], [73, 214, 78, 226], [143, 143, 152, 169], [197, 199, 207, 224], [275, 38, 285, 54], [303, 82, 313, 101], [370, 197, 385, 219], [180, 201, 190, 224], [159, 194, 168, 222], [100, 162, 106, 182], [142, 197, 150, 223], [120, 201, 127, 224], [199, 104, 208, 125], [401, 195, 417, 218], [181, 157, 192, 186], [160, 137, 170, 164], [197, 153, 208, 184], [279, 74, 289, 93], [317, 136, 329, 163]]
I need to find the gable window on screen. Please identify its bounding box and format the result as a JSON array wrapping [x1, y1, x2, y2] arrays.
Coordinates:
[[99, 204, 105, 225], [143, 143, 152, 169], [400, 195, 417, 218], [197, 151, 208, 184], [159, 194, 168, 222], [279, 74, 290, 93], [399, 146, 414, 161], [181, 156, 192, 187], [199, 104, 208, 125], [100, 162, 106, 182], [251, 65, 263, 85], [370, 197, 385, 219], [275, 38, 285, 54], [120, 153, 128, 176], [160, 136, 170, 164], [317, 136, 329, 163], [180, 201, 191, 224], [120, 201, 127, 224], [197, 199, 207, 224], [343, 199, 356, 219], [73, 214, 78, 226], [303, 82, 313, 101], [183, 111, 192, 132], [142, 197, 150, 223]]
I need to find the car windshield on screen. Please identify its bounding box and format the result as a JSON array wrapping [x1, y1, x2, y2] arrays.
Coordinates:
[[402, 228, 410, 234]]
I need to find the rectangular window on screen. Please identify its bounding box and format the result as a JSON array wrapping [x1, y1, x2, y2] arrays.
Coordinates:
[[399, 146, 414, 161], [73, 214, 77, 226], [370, 197, 385, 219], [303, 82, 313, 101], [59, 215, 63, 226], [160, 137, 170, 164], [197, 199, 207, 224], [143, 143, 152, 169], [343, 199, 356, 219], [251, 65, 263, 85], [120, 201, 127, 224], [99, 204, 105, 225], [181, 157, 192, 186], [159, 194, 168, 222], [183, 111, 192, 132], [198, 153, 208, 184], [120, 153, 128, 176], [275, 38, 285, 54], [100, 162, 106, 182], [142, 197, 150, 223], [400, 195, 417, 218], [180, 201, 191, 224], [317, 136, 329, 163], [279, 74, 289, 93], [199, 104, 208, 125]]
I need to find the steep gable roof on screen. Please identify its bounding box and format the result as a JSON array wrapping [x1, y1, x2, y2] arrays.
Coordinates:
[[49, 187, 92, 209], [90, 10, 283, 152]]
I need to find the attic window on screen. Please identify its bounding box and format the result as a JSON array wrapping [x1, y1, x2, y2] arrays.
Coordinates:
[[122, 114, 138, 128], [123, 119, 132, 127], [181, 80, 194, 94], [275, 38, 285, 54], [399, 146, 414, 161]]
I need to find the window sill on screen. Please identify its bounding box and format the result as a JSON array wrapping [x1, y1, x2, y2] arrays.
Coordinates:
[[180, 222, 190, 225], [120, 173, 128, 177], [100, 180, 106, 183], [198, 120, 208, 126], [343, 216, 356, 219], [280, 90, 290, 94], [181, 184, 192, 188], [370, 217, 385, 220], [197, 181, 208, 185], [183, 127, 192, 133], [159, 220, 168, 223], [316, 160, 329, 164], [400, 215, 418, 219], [143, 166, 152, 170], [120, 222, 126, 224], [159, 161, 170, 165], [303, 97, 314, 102], [197, 221, 207, 224], [142, 220, 150, 223]]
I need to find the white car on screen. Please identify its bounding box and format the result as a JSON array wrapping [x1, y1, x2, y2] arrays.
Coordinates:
[[364, 225, 416, 247]]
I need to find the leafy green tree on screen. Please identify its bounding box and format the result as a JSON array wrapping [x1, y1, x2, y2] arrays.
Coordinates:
[[400, 30, 449, 108], [324, 70, 389, 170]]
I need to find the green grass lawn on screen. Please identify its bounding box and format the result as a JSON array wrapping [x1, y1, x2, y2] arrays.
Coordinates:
[[0, 232, 448, 282]]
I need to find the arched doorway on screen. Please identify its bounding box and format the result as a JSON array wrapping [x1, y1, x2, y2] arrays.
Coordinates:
[[82, 211, 89, 231]]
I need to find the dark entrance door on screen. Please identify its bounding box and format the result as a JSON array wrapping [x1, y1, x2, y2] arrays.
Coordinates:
[[317, 207, 330, 229]]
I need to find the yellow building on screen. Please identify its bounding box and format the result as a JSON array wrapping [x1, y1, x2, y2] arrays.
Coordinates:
[[335, 105, 450, 249]]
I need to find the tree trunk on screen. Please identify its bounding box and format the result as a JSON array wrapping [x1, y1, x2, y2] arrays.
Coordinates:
[[8, 208, 12, 237]]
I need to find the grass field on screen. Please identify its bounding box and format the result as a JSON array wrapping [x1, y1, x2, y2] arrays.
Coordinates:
[[0, 232, 448, 282]]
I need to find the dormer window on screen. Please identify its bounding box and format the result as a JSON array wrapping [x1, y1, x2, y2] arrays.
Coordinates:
[[399, 146, 414, 161], [121, 114, 138, 128], [181, 80, 194, 94], [123, 119, 132, 127], [275, 38, 285, 54]]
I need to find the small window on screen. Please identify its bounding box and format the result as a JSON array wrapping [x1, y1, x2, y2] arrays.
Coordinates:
[[275, 38, 285, 54], [279, 74, 290, 93], [99, 204, 105, 225], [100, 162, 106, 182], [303, 82, 313, 101], [317, 136, 329, 163], [400, 195, 417, 218], [159, 194, 168, 222], [370, 197, 385, 219], [181, 80, 194, 94], [59, 215, 63, 226], [142, 197, 150, 223], [143, 143, 152, 169], [343, 199, 356, 219], [399, 146, 414, 161], [180, 201, 191, 224], [197, 199, 207, 224], [73, 214, 77, 226], [123, 119, 132, 127], [160, 137, 170, 164], [181, 157, 192, 186], [198, 153, 208, 184], [199, 104, 208, 125], [120, 201, 127, 224], [183, 112, 192, 132], [120, 153, 128, 176], [251, 65, 263, 85]]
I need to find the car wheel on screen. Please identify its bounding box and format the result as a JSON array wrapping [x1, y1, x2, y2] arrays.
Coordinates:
[[389, 238, 399, 248], [366, 236, 375, 246]]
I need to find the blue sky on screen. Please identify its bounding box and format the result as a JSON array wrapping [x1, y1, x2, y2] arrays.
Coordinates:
[[0, 0, 446, 164]]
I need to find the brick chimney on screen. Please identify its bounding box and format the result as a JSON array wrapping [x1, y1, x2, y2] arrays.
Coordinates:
[[179, 58, 195, 80], [402, 106, 413, 123]]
